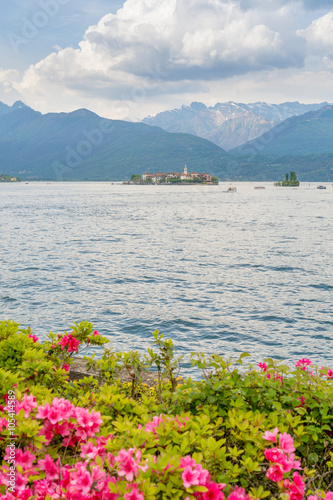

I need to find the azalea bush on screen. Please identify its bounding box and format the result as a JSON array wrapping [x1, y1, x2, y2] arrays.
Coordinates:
[[0, 320, 333, 499]]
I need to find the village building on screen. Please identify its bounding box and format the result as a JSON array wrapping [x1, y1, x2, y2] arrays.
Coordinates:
[[142, 165, 212, 183]]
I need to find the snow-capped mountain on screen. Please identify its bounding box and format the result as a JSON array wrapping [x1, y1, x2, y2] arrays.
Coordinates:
[[142, 101, 329, 151]]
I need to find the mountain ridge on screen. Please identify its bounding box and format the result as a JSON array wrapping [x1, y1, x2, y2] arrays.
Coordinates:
[[143, 101, 330, 151], [231, 105, 333, 156], [0, 100, 332, 181]]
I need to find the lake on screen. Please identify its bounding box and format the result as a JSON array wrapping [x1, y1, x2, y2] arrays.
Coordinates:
[[1, 181, 332, 373]]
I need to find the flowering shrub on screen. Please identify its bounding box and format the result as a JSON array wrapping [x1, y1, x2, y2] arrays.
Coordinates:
[[1, 321, 333, 498]]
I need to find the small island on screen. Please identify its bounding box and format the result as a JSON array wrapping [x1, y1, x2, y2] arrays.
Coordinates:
[[128, 165, 218, 184], [274, 171, 300, 187], [0, 174, 21, 182]]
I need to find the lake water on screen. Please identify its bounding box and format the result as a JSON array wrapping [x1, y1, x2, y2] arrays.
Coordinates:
[[1, 182, 332, 373]]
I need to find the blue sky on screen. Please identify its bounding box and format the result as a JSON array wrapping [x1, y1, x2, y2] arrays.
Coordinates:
[[0, 0, 332, 120]]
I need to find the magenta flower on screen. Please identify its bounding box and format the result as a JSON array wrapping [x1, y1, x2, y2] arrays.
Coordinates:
[[266, 463, 284, 482], [38, 455, 60, 481], [264, 447, 286, 464], [93, 330, 100, 336], [258, 362, 267, 372], [203, 482, 225, 500], [28, 334, 39, 343], [295, 358, 312, 371], [58, 333, 81, 353], [286, 471, 305, 500]]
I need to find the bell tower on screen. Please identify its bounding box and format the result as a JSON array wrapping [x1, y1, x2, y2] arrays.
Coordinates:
[[184, 164, 187, 175]]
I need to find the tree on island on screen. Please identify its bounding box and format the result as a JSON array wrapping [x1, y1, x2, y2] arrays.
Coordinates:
[[130, 174, 142, 183], [212, 177, 219, 184], [275, 171, 300, 187]]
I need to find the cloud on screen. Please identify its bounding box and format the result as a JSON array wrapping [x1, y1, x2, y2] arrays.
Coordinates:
[[0, 68, 20, 95], [298, 11, 333, 71], [10, 0, 307, 110], [298, 11, 333, 51], [1, 0, 331, 119]]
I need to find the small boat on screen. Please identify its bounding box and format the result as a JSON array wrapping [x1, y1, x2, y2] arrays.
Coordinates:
[[254, 186, 265, 190], [227, 186, 237, 192], [317, 185, 327, 189]]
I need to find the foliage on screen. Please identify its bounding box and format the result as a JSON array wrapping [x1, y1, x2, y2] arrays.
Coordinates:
[[130, 174, 142, 182], [1, 321, 333, 499]]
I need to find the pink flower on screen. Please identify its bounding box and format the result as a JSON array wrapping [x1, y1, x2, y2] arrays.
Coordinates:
[[124, 485, 144, 500], [228, 486, 250, 500], [71, 463, 93, 496], [93, 330, 100, 336], [195, 463, 210, 484], [327, 370, 333, 379], [279, 432, 295, 454], [116, 449, 140, 482], [28, 334, 39, 343], [266, 464, 284, 482], [258, 362, 267, 372], [36, 402, 51, 419], [295, 358, 312, 370], [145, 415, 164, 433], [325, 493, 333, 500], [182, 465, 200, 488], [58, 333, 80, 353], [180, 456, 197, 468], [38, 454, 60, 481], [62, 363, 70, 372], [296, 396, 306, 407], [15, 394, 37, 418], [263, 428, 279, 442], [264, 447, 286, 464], [203, 482, 225, 500], [287, 472, 305, 500]]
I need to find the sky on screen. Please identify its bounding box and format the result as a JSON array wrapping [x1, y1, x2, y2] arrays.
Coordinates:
[[0, 0, 332, 121]]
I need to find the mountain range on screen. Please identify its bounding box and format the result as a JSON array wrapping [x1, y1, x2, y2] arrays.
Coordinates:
[[0, 101, 229, 180], [143, 101, 329, 151], [231, 105, 333, 156], [0, 100, 332, 181]]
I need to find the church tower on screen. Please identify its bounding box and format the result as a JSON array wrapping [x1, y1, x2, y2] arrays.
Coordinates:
[[184, 164, 187, 175]]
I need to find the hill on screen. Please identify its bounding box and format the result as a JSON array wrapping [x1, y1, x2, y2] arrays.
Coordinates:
[[0, 102, 230, 181], [231, 105, 333, 156], [142, 101, 329, 151], [1, 101, 332, 182]]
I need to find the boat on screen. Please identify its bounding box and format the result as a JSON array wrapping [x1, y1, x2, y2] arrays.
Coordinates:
[[254, 186, 265, 190], [317, 185, 327, 189], [227, 186, 237, 192]]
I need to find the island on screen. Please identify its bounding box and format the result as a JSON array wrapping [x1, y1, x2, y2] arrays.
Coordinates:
[[0, 174, 21, 182], [274, 171, 300, 187], [128, 165, 218, 184]]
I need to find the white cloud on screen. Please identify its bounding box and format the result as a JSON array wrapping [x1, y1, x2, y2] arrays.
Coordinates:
[[0, 0, 331, 119], [0, 68, 20, 99], [5, 0, 308, 117], [298, 11, 333, 51]]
